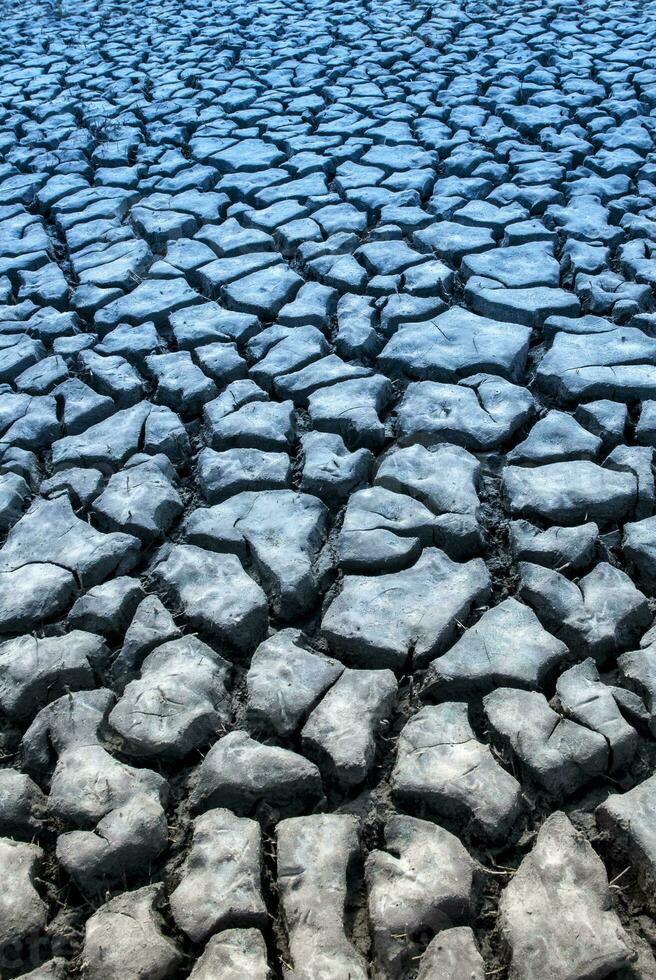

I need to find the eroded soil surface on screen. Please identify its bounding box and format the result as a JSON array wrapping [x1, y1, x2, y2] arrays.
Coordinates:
[[1, 0, 656, 977]]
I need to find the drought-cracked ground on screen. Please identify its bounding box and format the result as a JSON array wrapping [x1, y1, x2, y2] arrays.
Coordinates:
[[4, 0, 656, 977]]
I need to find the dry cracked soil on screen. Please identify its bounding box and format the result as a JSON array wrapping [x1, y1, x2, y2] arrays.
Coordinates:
[[2, 0, 656, 977]]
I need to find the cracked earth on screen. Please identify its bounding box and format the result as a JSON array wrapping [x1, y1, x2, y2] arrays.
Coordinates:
[[3, 0, 656, 977]]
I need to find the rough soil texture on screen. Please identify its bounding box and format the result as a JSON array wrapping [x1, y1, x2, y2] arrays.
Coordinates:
[[1, 0, 656, 977]]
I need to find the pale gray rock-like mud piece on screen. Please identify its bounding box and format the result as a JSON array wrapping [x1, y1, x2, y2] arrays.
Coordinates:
[[0, 0, 656, 976]]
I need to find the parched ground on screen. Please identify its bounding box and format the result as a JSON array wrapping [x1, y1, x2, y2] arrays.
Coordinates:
[[2, 0, 656, 976]]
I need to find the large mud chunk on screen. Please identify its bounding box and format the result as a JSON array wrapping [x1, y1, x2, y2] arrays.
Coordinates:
[[190, 731, 323, 819], [336, 486, 442, 573], [416, 928, 485, 980], [56, 793, 168, 896], [276, 814, 367, 980], [391, 703, 521, 841], [21, 689, 169, 828], [0, 838, 47, 958], [0, 563, 76, 634], [499, 812, 635, 979], [518, 561, 651, 661], [247, 629, 344, 738], [152, 544, 268, 651], [0, 630, 104, 720], [623, 515, 656, 594], [503, 461, 637, 526], [81, 884, 183, 980], [322, 549, 490, 671], [170, 808, 266, 943], [374, 442, 481, 516], [556, 659, 639, 772], [366, 816, 474, 977], [91, 458, 183, 542], [301, 668, 397, 789], [0, 769, 46, 841], [508, 409, 602, 464], [424, 598, 568, 698], [597, 775, 656, 913], [484, 688, 608, 797], [189, 929, 270, 980], [0, 495, 140, 585], [108, 637, 231, 759], [378, 306, 530, 383], [536, 326, 656, 402], [397, 375, 534, 451]]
